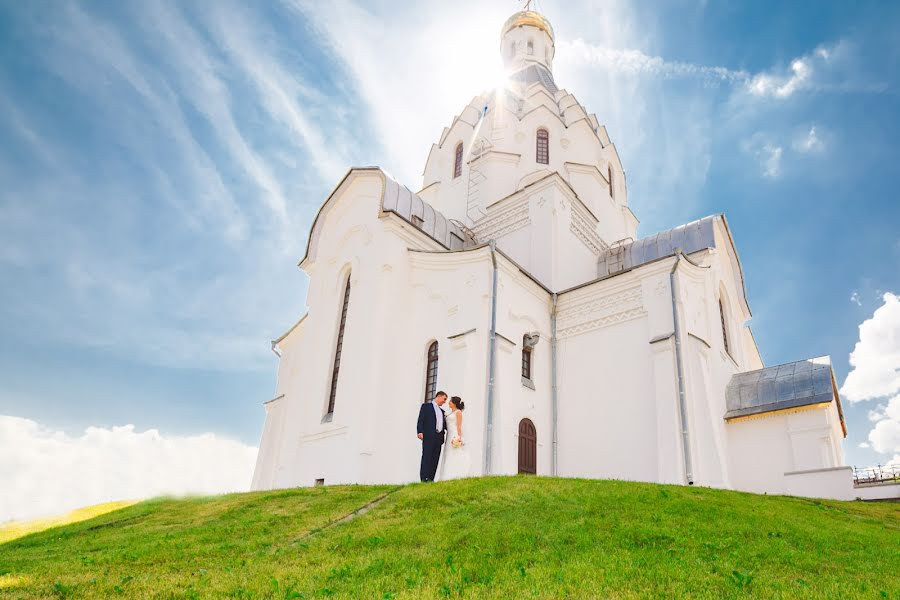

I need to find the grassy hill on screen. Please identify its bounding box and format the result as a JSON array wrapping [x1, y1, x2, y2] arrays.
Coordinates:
[[1, 477, 897, 599]]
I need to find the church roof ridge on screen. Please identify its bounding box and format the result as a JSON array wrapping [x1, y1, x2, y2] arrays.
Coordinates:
[[301, 167, 477, 268]]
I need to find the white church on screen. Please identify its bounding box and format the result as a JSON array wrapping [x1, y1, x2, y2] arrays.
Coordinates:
[[251, 10, 881, 501]]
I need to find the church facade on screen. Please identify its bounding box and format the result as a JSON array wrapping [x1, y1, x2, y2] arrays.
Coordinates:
[[251, 10, 866, 500]]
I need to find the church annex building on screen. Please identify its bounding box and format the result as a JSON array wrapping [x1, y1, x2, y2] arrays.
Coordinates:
[[251, 10, 892, 501]]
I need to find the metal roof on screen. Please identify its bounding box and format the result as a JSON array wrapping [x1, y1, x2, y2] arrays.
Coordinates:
[[724, 357, 844, 430], [509, 64, 559, 94], [381, 173, 476, 251], [597, 215, 718, 278]]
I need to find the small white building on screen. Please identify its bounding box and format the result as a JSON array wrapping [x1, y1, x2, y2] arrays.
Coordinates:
[[250, 10, 879, 500]]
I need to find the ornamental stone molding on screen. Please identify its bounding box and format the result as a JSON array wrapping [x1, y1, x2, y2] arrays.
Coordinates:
[[569, 202, 607, 256], [473, 196, 530, 240], [557, 285, 645, 339]]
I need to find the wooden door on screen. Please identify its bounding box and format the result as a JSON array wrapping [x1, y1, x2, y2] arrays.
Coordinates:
[[518, 418, 537, 475]]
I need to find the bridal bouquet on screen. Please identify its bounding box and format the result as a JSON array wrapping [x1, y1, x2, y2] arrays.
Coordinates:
[[451, 436, 463, 448]]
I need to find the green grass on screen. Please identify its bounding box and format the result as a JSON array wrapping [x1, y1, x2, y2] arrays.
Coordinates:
[[1, 478, 897, 598], [0, 501, 138, 545]]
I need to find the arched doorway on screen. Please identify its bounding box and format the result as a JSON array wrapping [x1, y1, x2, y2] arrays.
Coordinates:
[[518, 418, 537, 475]]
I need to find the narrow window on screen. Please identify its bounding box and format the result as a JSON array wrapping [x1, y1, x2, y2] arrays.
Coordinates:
[[453, 142, 463, 178], [424, 341, 439, 403], [527, 40, 534, 55], [719, 299, 730, 356], [536, 128, 549, 164], [608, 165, 615, 200], [412, 215, 424, 229], [522, 335, 533, 380], [325, 275, 351, 418], [509, 41, 516, 58]]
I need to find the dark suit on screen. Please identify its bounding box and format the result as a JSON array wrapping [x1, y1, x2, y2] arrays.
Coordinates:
[[417, 402, 446, 482]]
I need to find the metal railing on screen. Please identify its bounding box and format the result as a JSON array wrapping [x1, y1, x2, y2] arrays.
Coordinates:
[[852, 464, 900, 486]]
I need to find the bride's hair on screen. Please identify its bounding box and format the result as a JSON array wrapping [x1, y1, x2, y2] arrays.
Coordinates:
[[450, 396, 465, 410]]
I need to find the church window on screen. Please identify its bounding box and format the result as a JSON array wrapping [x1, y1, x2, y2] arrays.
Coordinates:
[[424, 341, 439, 403], [608, 165, 615, 200], [521, 335, 533, 381], [527, 40, 534, 55], [453, 142, 463, 178], [412, 215, 424, 229], [536, 128, 549, 164], [719, 299, 730, 356], [325, 275, 351, 418], [509, 41, 516, 58]]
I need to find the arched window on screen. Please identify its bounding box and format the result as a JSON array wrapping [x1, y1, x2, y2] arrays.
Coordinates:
[[453, 142, 463, 179], [608, 164, 615, 200], [527, 40, 534, 55], [536, 128, 549, 164], [326, 275, 351, 418], [719, 298, 730, 356], [509, 41, 516, 58], [521, 335, 533, 381], [424, 341, 439, 403]]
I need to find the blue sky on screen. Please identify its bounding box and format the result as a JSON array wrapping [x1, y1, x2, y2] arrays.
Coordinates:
[[1, 0, 899, 501]]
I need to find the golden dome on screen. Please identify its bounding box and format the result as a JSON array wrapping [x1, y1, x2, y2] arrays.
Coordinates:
[[501, 10, 554, 41]]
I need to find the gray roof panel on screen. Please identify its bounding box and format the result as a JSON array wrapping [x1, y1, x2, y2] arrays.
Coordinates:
[[379, 172, 476, 251], [724, 357, 843, 427], [598, 215, 719, 278]]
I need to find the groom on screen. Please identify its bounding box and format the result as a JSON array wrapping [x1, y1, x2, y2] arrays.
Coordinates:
[[416, 391, 447, 482]]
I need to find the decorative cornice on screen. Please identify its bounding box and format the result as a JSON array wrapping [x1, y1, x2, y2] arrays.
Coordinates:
[[473, 196, 530, 240], [557, 285, 645, 339], [569, 200, 607, 256]]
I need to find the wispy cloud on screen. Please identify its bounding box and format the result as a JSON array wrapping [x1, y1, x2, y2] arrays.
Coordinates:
[[793, 125, 826, 153], [561, 38, 748, 84], [46, 2, 249, 241], [744, 42, 888, 99], [137, 1, 290, 226], [743, 134, 783, 178]]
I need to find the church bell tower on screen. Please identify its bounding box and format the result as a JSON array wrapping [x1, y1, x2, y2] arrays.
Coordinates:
[[500, 10, 556, 73]]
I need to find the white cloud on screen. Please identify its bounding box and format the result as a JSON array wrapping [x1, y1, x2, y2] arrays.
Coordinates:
[[869, 404, 887, 422], [0, 415, 257, 523], [748, 57, 814, 98], [868, 395, 900, 455], [850, 290, 862, 306], [840, 292, 900, 402], [761, 145, 783, 178], [793, 125, 825, 153], [858, 442, 870, 448], [743, 134, 783, 178], [742, 40, 887, 101]]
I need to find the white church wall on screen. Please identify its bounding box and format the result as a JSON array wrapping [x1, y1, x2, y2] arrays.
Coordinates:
[[555, 267, 668, 482], [675, 251, 735, 488], [725, 404, 845, 497], [491, 259, 553, 476], [404, 247, 494, 480]]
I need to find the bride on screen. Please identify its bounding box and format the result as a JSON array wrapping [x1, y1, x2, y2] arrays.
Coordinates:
[[440, 396, 471, 480]]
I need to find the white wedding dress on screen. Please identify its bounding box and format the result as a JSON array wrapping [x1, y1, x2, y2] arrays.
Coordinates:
[[439, 409, 471, 480]]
